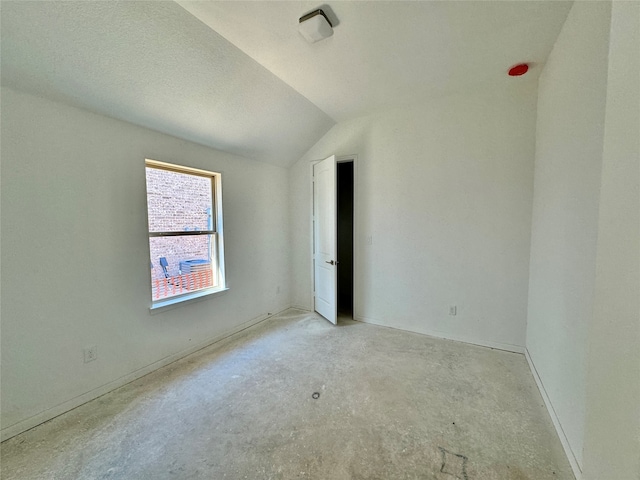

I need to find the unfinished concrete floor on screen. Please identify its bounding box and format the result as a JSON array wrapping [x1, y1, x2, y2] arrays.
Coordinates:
[[1, 309, 574, 479]]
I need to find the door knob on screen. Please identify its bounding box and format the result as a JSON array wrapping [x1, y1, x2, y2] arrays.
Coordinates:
[[325, 260, 335, 265]]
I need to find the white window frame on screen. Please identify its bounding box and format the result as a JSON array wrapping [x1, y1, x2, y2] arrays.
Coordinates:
[[145, 159, 227, 309]]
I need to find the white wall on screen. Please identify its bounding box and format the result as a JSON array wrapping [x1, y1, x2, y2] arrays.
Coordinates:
[[582, 2, 640, 478], [525, 1, 612, 472], [290, 82, 538, 351], [0, 88, 291, 439]]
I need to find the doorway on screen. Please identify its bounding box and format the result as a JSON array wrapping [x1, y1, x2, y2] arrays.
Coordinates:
[[312, 155, 355, 325], [336, 160, 354, 319]]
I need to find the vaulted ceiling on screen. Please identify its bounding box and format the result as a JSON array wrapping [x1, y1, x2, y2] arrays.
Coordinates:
[[1, 1, 573, 167], [0, 1, 333, 168], [180, 1, 573, 122]]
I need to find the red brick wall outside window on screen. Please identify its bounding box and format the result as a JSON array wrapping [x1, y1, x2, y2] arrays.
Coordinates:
[[145, 167, 215, 297]]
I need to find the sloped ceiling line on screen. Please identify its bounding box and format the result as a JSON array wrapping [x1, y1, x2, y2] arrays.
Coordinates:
[[2, 1, 573, 167], [0, 0, 334, 168]]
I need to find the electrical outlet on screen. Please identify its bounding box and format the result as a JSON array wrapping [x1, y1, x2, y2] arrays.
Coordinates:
[[276, 285, 281, 294], [366, 235, 372, 245], [449, 305, 457, 316], [83, 345, 97, 363]]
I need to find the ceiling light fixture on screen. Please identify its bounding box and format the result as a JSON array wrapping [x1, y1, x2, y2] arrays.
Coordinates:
[[298, 9, 333, 43]]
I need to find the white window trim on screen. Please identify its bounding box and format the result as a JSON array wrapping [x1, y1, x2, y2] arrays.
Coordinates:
[[145, 159, 227, 310], [150, 286, 230, 312]]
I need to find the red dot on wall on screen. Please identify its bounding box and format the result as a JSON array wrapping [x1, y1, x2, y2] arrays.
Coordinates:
[[508, 63, 529, 76]]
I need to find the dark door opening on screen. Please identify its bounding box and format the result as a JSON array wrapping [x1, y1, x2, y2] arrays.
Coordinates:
[[337, 161, 354, 318]]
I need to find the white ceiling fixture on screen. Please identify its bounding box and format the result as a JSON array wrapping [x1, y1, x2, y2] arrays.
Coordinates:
[[177, 1, 573, 123], [0, 1, 334, 168], [298, 9, 333, 43]]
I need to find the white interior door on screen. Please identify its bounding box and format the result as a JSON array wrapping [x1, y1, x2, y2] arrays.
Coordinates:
[[313, 155, 337, 324]]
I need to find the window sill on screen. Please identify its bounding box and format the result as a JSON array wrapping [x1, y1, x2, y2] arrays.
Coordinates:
[[149, 286, 229, 313]]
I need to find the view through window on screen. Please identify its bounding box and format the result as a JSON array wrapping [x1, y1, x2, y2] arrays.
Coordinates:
[[145, 160, 225, 305]]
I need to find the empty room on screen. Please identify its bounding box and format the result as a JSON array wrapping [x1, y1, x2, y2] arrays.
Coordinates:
[[1, 1, 638, 479]]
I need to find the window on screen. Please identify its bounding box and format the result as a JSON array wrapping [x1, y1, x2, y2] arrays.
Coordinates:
[[145, 159, 226, 308]]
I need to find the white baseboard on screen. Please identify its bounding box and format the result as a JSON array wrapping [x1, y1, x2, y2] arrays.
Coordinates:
[[525, 349, 582, 480], [290, 304, 313, 311], [352, 314, 525, 354], [350, 315, 580, 477], [1, 307, 291, 442]]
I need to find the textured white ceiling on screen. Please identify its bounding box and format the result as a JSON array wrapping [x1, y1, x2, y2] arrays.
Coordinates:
[[178, 1, 573, 122], [1, 1, 572, 167], [0, 1, 334, 168]]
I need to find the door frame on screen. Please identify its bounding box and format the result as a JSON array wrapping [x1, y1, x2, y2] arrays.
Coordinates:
[[310, 154, 358, 320]]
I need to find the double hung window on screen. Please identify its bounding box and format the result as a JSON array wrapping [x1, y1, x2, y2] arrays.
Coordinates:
[[145, 159, 226, 307]]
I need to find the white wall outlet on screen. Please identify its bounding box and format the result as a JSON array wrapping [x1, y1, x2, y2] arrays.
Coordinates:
[[276, 285, 281, 294], [449, 305, 457, 316], [83, 345, 97, 363], [366, 235, 372, 245]]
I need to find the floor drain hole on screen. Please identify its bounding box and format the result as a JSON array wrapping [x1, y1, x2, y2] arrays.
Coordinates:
[[312, 392, 320, 399]]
